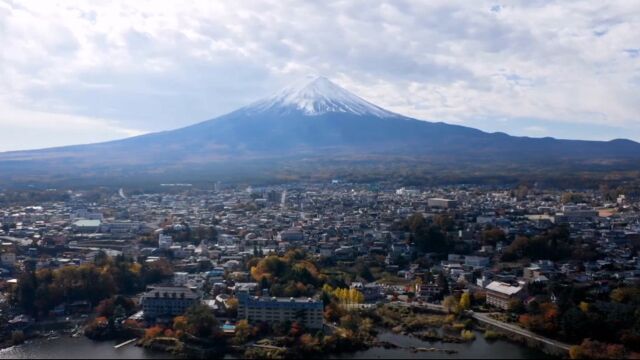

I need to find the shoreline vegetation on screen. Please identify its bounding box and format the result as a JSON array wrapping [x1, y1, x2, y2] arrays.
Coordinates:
[[1, 299, 558, 359], [119, 304, 546, 359]]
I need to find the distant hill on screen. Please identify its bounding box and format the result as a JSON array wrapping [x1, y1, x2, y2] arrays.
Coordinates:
[[1, 76, 639, 186]]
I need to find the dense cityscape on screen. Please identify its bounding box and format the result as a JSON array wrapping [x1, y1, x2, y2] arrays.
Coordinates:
[[2, 0, 640, 359], [0, 182, 639, 358]]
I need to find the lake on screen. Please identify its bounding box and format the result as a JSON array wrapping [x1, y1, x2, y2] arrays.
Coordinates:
[[0, 337, 173, 359], [331, 330, 550, 359]]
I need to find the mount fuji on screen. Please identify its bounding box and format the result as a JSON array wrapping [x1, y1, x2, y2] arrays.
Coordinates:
[[245, 75, 398, 118], [1, 76, 640, 185]]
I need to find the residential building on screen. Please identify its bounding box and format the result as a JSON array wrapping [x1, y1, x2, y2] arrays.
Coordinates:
[[159, 234, 173, 250], [427, 198, 457, 209], [485, 281, 525, 310], [141, 286, 200, 320], [237, 291, 323, 329]]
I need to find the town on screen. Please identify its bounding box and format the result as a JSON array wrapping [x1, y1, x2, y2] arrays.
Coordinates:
[[1, 182, 639, 358]]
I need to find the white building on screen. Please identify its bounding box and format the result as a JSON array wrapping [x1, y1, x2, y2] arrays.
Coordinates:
[[159, 234, 173, 250], [72, 219, 101, 233], [141, 286, 200, 320], [173, 271, 189, 287], [485, 281, 525, 310], [396, 188, 421, 196], [237, 292, 324, 329], [428, 198, 457, 209], [278, 228, 304, 242]]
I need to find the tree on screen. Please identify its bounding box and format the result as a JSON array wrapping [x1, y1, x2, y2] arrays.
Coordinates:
[[226, 298, 239, 316], [15, 270, 37, 316], [481, 227, 506, 246], [508, 299, 525, 314], [144, 325, 164, 341], [560, 307, 589, 342], [578, 301, 590, 313], [610, 287, 640, 304], [459, 292, 471, 311], [173, 316, 188, 332], [443, 295, 459, 314], [570, 339, 626, 359], [561, 192, 584, 204], [185, 304, 219, 338], [95, 295, 135, 318], [233, 319, 252, 345]]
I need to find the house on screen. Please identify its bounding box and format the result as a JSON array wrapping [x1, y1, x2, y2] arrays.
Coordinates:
[[158, 234, 173, 250], [1, 252, 16, 267], [7, 315, 33, 330], [428, 198, 457, 209], [464, 256, 490, 268], [351, 282, 384, 302], [416, 283, 444, 300], [278, 228, 304, 242]]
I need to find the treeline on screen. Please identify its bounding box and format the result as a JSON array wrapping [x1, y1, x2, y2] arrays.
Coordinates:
[[248, 250, 325, 297], [0, 189, 71, 206], [12, 254, 173, 318], [513, 285, 640, 357], [394, 213, 455, 254], [501, 226, 599, 262]]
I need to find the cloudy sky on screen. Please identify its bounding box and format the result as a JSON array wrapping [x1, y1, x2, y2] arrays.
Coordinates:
[[1, 0, 639, 151]]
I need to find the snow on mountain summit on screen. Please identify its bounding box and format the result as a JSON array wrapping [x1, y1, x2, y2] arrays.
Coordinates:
[[244, 76, 399, 118]]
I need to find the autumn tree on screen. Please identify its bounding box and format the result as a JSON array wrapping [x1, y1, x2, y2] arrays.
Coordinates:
[[233, 319, 252, 345], [459, 292, 471, 311], [443, 295, 459, 314]]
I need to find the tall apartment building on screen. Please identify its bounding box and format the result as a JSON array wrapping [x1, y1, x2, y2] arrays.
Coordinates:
[[141, 286, 200, 320], [237, 291, 323, 329]]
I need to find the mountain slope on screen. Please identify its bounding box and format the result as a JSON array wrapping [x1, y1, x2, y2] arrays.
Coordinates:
[[1, 76, 639, 184]]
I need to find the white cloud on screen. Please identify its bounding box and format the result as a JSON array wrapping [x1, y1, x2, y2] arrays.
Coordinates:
[[0, 100, 145, 151], [1, 0, 639, 150], [523, 126, 548, 135]]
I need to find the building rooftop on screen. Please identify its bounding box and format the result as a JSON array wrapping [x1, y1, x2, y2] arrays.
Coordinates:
[[73, 219, 101, 227], [486, 281, 523, 296], [142, 286, 199, 300]]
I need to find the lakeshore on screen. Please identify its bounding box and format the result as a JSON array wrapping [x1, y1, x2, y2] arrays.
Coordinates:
[[0, 327, 549, 359]]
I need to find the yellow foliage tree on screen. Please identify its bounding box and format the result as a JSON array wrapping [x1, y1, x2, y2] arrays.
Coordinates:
[[173, 316, 188, 332], [578, 301, 589, 313], [459, 292, 471, 311], [443, 295, 459, 314]]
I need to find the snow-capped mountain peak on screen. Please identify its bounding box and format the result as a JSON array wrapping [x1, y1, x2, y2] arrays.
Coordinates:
[[244, 76, 399, 118]]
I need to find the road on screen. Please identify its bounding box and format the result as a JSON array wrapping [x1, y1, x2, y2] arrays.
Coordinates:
[[472, 312, 571, 352]]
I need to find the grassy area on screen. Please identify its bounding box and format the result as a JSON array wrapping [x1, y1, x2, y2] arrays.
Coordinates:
[[372, 305, 447, 331], [483, 330, 503, 340], [366, 305, 478, 343]]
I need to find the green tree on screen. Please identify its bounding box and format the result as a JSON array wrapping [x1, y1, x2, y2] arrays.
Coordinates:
[[185, 304, 219, 338]]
